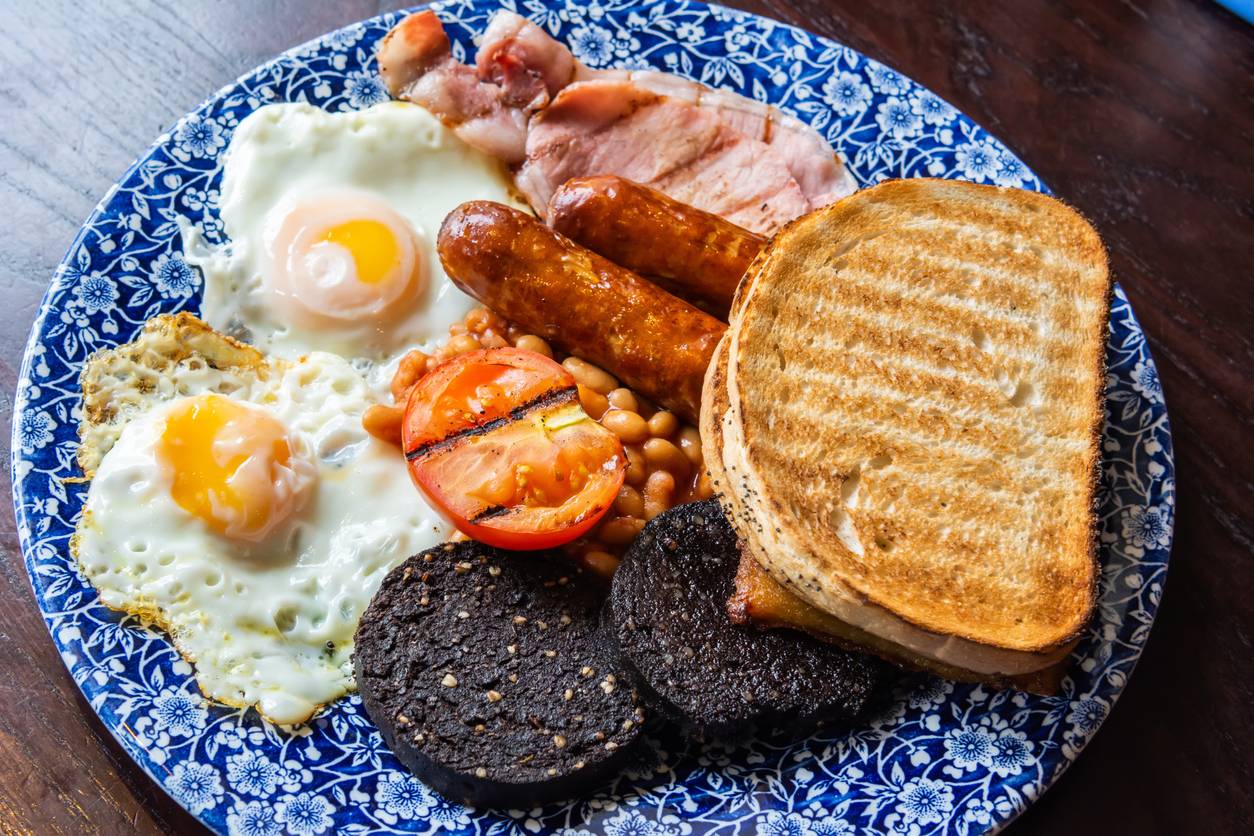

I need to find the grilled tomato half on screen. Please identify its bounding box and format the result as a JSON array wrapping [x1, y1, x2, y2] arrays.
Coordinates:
[[402, 347, 625, 550]]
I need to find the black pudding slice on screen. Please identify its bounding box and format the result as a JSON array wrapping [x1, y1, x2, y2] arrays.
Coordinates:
[[354, 542, 646, 809], [609, 499, 882, 737]]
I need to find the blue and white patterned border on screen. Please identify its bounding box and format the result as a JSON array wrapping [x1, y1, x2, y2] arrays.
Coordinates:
[[10, 2, 1173, 834]]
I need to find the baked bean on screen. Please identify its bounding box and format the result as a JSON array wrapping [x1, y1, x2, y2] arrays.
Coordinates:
[[694, 470, 714, 500], [581, 550, 620, 579], [578, 385, 609, 420], [601, 409, 649, 444], [676, 426, 704, 467], [391, 350, 430, 402], [642, 437, 690, 478], [449, 322, 467, 336], [613, 485, 646, 518], [479, 329, 509, 349], [647, 410, 678, 438], [466, 307, 494, 333], [485, 307, 508, 331], [597, 515, 645, 545], [362, 403, 403, 445], [606, 388, 638, 413], [624, 445, 648, 486], [643, 471, 675, 520], [514, 334, 553, 358], [562, 357, 617, 395], [445, 334, 482, 356]]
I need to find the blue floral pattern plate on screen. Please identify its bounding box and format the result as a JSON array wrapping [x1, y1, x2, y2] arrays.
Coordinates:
[[10, 2, 1173, 834]]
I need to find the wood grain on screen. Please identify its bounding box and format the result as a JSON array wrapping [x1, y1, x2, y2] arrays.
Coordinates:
[[0, 1, 1250, 833]]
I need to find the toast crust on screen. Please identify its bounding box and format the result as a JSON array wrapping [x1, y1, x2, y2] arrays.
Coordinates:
[[713, 179, 1107, 658]]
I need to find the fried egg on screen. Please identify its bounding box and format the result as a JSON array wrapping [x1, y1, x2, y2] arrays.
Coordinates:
[[74, 315, 449, 723], [186, 101, 526, 363]]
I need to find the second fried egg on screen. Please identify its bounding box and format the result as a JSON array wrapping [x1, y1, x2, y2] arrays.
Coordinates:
[[74, 315, 449, 723]]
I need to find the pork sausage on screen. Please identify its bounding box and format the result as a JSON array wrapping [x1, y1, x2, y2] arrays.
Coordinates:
[[547, 176, 765, 318], [438, 201, 725, 422]]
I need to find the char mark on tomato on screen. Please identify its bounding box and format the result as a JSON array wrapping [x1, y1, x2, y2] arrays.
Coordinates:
[[405, 384, 577, 460], [469, 504, 511, 522]]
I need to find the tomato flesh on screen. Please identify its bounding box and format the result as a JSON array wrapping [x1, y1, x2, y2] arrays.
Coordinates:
[[402, 348, 625, 550], [403, 347, 570, 453]]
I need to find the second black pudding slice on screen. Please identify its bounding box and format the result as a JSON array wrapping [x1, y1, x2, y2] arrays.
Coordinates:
[[354, 542, 646, 809], [609, 499, 882, 737]]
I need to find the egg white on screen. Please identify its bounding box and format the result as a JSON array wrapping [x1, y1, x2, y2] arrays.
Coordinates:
[[186, 101, 526, 363], [74, 350, 449, 724]]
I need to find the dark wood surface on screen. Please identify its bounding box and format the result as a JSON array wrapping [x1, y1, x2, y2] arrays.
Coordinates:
[[1, 1, 1250, 833]]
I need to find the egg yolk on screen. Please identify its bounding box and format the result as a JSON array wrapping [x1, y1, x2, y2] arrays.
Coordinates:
[[158, 394, 312, 542], [318, 219, 399, 286], [265, 191, 424, 326]]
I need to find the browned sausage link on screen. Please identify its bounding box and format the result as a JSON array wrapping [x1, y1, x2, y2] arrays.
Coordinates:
[[547, 176, 766, 319], [438, 201, 725, 423]]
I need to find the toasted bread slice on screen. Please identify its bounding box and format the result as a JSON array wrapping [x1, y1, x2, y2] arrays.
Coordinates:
[[704, 332, 1072, 690], [711, 178, 1108, 677]]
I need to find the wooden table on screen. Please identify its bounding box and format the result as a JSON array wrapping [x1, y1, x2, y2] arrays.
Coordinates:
[[1, 1, 1250, 832]]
